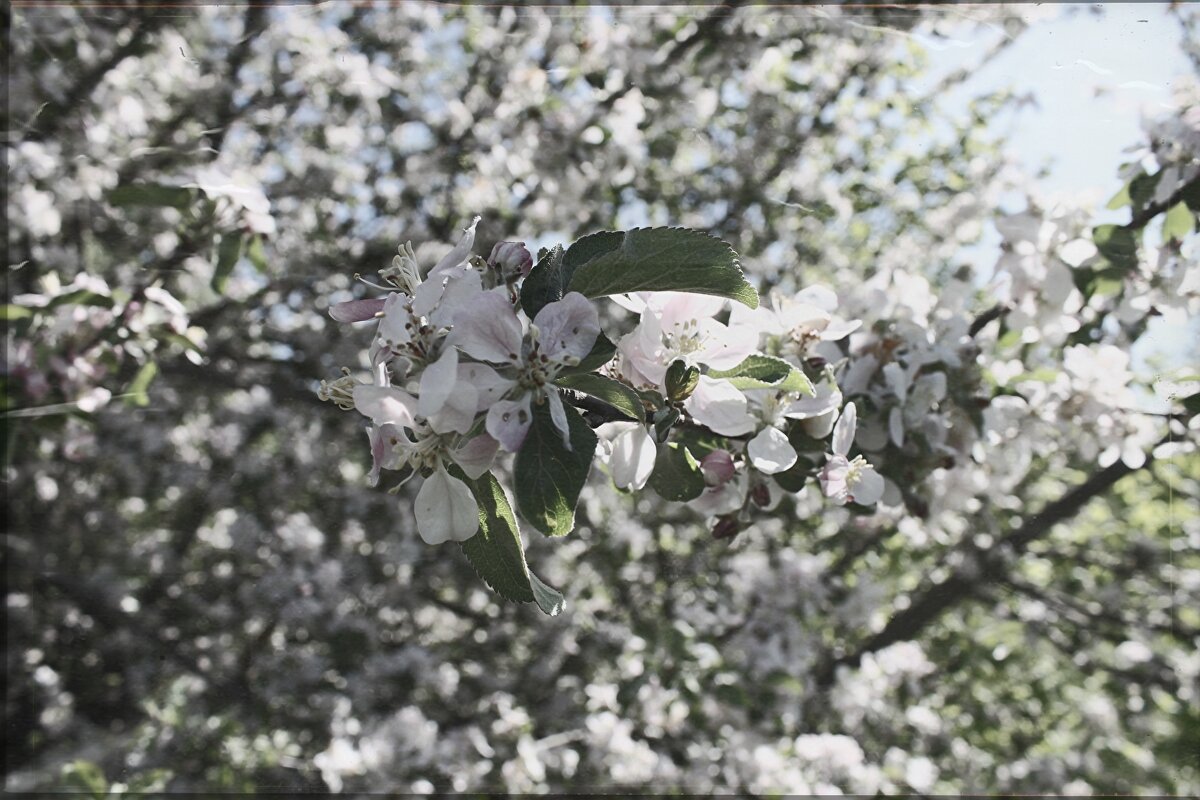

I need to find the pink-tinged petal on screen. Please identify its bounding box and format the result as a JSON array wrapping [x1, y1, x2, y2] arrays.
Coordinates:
[[428, 381, 478, 435], [685, 376, 756, 436], [428, 269, 483, 327], [458, 362, 516, 413], [376, 293, 413, 346], [849, 466, 884, 505], [609, 423, 656, 490], [450, 290, 524, 364], [417, 348, 459, 419], [353, 385, 417, 428], [747, 427, 797, 474], [658, 292, 724, 329], [486, 395, 534, 452], [728, 302, 784, 339], [533, 292, 599, 364], [450, 434, 499, 479], [415, 465, 479, 545], [546, 390, 572, 449], [488, 241, 533, 277], [617, 313, 668, 387], [430, 216, 480, 277], [700, 450, 736, 486], [330, 297, 387, 323], [819, 455, 851, 503], [832, 402, 857, 457]]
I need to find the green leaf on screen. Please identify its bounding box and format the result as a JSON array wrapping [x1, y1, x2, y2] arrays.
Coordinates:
[[772, 457, 813, 493], [559, 332, 617, 375], [212, 233, 244, 293], [1182, 392, 1200, 419], [108, 183, 193, 209], [1, 305, 33, 321], [458, 470, 533, 601], [665, 359, 701, 402], [519, 244, 566, 318], [124, 361, 158, 407], [514, 399, 597, 536], [62, 760, 108, 798], [521, 228, 758, 316], [1162, 202, 1195, 242], [46, 289, 113, 309], [1092, 225, 1138, 273], [246, 235, 269, 273], [556, 373, 645, 422], [709, 354, 814, 395], [648, 442, 706, 502]]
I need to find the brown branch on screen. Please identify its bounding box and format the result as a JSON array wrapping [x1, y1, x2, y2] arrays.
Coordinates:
[[1125, 172, 1199, 232]]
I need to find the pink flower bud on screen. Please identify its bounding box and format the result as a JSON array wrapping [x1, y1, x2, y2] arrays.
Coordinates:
[[330, 297, 387, 323], [711, 514, 741, 541], [488, 241, 533, 278], [700, 450, 736, 486]]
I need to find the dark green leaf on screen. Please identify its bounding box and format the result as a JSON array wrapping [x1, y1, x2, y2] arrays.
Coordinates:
[[565, 227, 758, 309], [456, 467, 564, 616], [647, 442, 705, 502], [514, 400, 597, 536], [519, 244, 565, 318], [212, 233, 244, 293], [556, 373, 645, 422], [46, 290, 113, 310], [1182, 392, 1200, 419], [108, 183, 193, 209], [1092, 225, 1138, 273], [709, 354, 814, 395]]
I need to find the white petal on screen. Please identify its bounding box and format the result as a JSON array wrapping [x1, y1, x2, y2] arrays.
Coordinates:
[[803, 409, 837, 439], [658, 292, 725, 329], [486, 395, 534, 452], [889, 407, 905, 448], [849, 466, 884, 506], [533, 292, 599, 363], [819, 456, 851, 503], [747, 427, 797, 474], [685, 376, 756, 436], [428, 381, 478, 435], [410, 269, 454, 318], [883, 362, 909, 403], [414, 465, 479, 545], [784, 385, 843, 420], [451, 290, 524, 364], [430, 216, 480, 276], [546, 390, 572, 449], [793, 285, 839, 312], [610, 423, 657, 490], [832, 402, 857, 457], [375, 293, 412, 346], [353, 385, 417, 428], [417, 347, 459, 419], [695, 318, 759, 370], [458, 362, 516, 413], [450, 434, 499, 479], [428, 269, 483, 328], [819, 317, 862, 341]]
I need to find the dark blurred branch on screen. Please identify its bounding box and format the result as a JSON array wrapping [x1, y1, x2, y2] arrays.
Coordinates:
[[1125, 173, 1199, 232], [814, 439, 1162, 687]]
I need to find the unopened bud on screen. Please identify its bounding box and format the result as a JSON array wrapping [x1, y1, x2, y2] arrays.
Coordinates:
[[750, 482, 771, 508], [488, 241, 533, 279], [700, 450, 736, 486], [711, 514, 741, 541]]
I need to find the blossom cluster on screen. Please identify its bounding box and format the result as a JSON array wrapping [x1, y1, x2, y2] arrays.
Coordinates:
[[321, 220, 883, 550]]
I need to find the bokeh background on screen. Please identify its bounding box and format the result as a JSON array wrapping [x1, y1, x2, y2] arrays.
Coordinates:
[[6, 1, 1199, 794]]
